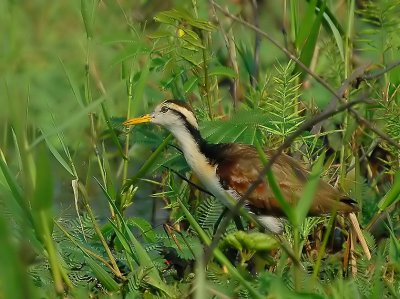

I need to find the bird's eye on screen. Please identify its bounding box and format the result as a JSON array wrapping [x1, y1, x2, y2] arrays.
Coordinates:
[[160, 106, 169, 113]]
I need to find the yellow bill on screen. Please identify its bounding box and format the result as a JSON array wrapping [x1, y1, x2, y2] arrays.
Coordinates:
[[123, 114, 151, 126]]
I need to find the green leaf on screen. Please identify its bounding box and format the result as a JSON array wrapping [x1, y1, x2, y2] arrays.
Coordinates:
[[31, 143, 54, 236], [222, 231, 278, 252], [208, 65, 238, 78], [155, 9, 215, 31], [294, 1, 326, 78], [0, 215, 31, 299], [108, 220, 138, 264], [201, 109, 267, 144], [60, 59, 85, 107], [324, 13, 344, 61], [81, 0, 96, 38], [255, 140, 294, 222], [153, 13, 176, 26], [223, 233, 243, 251], [11, 129, 23, 173], [101, 102, 126, 160], [85, 256, 119, 291], [389, 229, 400, 267], [44, 136, 74, 177], [147, 30, 172, 39], [178, 52, 202, 66], [127, 217, 156, 243], [183, 76, 198, 93], [296, 0, 318, 49], [378, 170, 400, 211], [180, 33, 205, 49], [295, 152, 325, 224], [0, 153, 27, 218]]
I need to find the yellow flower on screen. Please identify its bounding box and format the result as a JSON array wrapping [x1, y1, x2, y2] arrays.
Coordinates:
[[177, 28, 185, 37]]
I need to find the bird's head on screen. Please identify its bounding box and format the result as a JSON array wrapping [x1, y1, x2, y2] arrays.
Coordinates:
[[123, 99, 199, 134]]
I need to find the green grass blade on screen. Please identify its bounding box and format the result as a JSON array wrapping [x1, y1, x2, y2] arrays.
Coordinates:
[[304, 0, 345, 35], [0, 152, 32, 224], [296, 0, 318, 49], [30, 88, 120, 148], [295, 152, 325, 224], [124, 134, 173, 190], [208, 65, 238, 78], [101, 143, 117, 199], [255, 140, 294, 221], [324, 12, 344, 61], [81, 0, 96, 38], [11, 129, 23, 172], [96, 178, 175, 297], [59, 59, 85, 108], [194, 254, 207, 299], [0, 214, 34, 299], [85, 256, 120, 291], [101, 102, 127, 160], [378, 170, 400, 211], [55, 221, 124, 277], [127, 217, 157, 243], [290, 0, 299, 42], [294, 0, 326, 78], [32, 145, 53, 220], [177, 198, 264, 299], [44, 135, 74, 177], [32, 144, 64, 294], [131, 58, 151, 116], [108, 219, 138, 264]]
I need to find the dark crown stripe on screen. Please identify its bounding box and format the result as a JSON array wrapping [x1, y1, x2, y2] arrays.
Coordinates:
[[164, 99, 195, 114]]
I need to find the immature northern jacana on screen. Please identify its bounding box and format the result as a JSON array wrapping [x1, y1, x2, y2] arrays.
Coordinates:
[[123, 99, 358, 234]]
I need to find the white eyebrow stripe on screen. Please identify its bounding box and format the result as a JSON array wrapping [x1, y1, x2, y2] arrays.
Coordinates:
[[168, 103, 199, 129]]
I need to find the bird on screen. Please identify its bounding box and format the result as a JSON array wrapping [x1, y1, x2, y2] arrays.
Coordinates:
[[123, 99, 358, 234]]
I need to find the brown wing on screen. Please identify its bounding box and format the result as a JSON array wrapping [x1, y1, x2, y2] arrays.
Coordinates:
[[216, 143, 357, 216]]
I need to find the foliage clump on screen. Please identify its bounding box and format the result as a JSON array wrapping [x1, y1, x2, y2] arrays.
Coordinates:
[[1, 1, 400, 298]]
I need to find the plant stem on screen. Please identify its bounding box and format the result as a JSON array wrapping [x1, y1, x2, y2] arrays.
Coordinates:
[[178, 198, 264, 299], [293, 225, 301, 291], [311, 211, 337, 283], [78, 184, 123, 278], [123, 74, 134, 184], [202, 36, 212, 119], [123, 134, 173, 190]]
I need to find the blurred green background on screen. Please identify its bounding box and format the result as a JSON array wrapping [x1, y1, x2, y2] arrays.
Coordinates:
[[1, 0, 400, 298]]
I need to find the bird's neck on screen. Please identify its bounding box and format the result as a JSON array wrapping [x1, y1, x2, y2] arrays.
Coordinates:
[[167, 122, 229, 199], [166, 120, 225, 168], [167, 124, 209, 163]]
